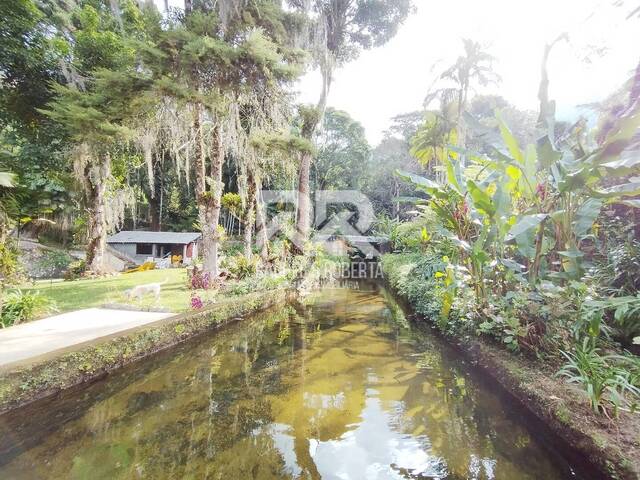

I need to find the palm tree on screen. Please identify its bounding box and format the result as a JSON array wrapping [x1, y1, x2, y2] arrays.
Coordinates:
[[418, 39, 500, 171]]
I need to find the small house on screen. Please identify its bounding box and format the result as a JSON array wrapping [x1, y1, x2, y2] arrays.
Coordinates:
[[107, 231, 201, 266]]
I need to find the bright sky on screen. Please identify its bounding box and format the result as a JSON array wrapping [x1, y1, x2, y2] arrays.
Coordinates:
[[158, 0, 639, 144]]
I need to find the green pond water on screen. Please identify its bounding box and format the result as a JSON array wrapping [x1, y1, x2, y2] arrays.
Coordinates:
[[0, 285, 580, 479]]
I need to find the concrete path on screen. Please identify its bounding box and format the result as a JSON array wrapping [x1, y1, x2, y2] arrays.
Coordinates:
[[0, 308, 174, 370]]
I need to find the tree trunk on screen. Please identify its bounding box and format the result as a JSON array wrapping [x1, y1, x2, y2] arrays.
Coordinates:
[[294, 150, 312, 251], [392, 178, 400, 220], [255, 177, 269, 262], [294, 54, 333, 251], [0, 281, 5, 326], [243, 171, 257, 259], [149, 195, 161, 232], [195, 105, 225, 277], [85, 156, 110, 275], [194, 105, 219, 277]]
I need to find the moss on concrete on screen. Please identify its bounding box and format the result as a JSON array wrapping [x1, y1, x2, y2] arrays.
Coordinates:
[[0, 288, 292, 413]]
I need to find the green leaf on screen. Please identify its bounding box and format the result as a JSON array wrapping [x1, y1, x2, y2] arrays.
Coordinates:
[[572, 198, 602, 238], [600, 152, 640, 174], [437, 227, 471, 251], [536, 135, 561, 169], [496, 110, 523, 164], [501, 258, 525, 272], [591, 182, 640, 198], [515, 231, 536, 258], [395, 196, 426, 204], [395, 170, 441, 193], [615, 199, 640, 209], [558, 249, 584, 259], [506, 214, 547, 240], [442, 155, 463, 194], [0, 172, 15, 188], [467, 180, 496, 217]]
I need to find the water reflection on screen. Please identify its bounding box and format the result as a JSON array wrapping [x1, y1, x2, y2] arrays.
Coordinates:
[[0, 286, 575, 479]]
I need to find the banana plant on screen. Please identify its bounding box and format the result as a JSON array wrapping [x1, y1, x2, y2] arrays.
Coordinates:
[[490, 97, 640, 282], [397, 146, 517, 305]]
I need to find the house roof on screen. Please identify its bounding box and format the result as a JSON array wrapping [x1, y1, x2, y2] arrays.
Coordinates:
[[107, 231, 201, 245]]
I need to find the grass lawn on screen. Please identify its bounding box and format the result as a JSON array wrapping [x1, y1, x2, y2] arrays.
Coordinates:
[[22, 269, 206, 315]]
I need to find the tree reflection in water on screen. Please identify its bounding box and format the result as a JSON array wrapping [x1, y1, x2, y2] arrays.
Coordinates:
[[0, 286, 576, 479]]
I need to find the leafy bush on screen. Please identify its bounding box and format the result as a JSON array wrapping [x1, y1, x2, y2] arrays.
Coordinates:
[[221, 241, 243, 258], [223, 254, 258, 280], [64, 259, 87, 280], [259, 273, 289, 291], [594, 240, 640, 296], [371, 214, 400, 237], [381, 252, 473, 334], [0, 241, 21, 284], [1, 290, 54, 328], [584, 295, 640, 347]]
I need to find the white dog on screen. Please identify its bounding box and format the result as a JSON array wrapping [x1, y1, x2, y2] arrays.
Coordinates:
[[124, 278, 168, 303]]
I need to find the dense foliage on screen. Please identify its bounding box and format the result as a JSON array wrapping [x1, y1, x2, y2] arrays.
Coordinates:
[[382, 38, 640, 414], [2, 0, 640, 419], [0, 0, 410, 317]]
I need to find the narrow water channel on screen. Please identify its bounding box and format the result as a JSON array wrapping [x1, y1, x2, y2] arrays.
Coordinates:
[[0, 285, 579, 479]]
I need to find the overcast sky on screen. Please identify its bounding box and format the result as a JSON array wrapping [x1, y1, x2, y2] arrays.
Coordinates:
[[158, 0, 639, 144]]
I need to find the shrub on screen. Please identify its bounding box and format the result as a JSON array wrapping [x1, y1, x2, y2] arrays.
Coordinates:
[[221, 241, 243, 258], [1, 290, 54, 328], [190, 269, 212, 290], [584, 295, 640, 347], [0, 241, 21, 284], [381, 252, 450, 327], [64, 259, 87, 281], [594, 240, 640, 296], [389, 219, 427, 252], [223, 254, 258, 280]]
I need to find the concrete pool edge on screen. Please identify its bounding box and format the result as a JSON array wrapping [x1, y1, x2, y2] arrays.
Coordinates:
[[0, 288, 294, 415], [382, 280, 640, 480]]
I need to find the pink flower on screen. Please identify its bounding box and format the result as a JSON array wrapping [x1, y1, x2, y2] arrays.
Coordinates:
[[191, 295, 203, 310]]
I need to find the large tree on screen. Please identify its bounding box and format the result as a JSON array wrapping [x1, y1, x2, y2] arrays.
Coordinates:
[[313, 108, 370, 191], [147, 1, 305, 276], [364, 112, 422, 217], [44, 1, 153, 273], [0, 0, 75, 241], [413, 39, 499, 176], [289, 0, 413, 249]]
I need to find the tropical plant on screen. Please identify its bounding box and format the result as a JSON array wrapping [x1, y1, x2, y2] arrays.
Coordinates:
[[584, 295, 640, 346], [593, 240, 640, 295], [558, 339, 640, 415], [223, 254, 258, 280], [0, 289, 53, 328], [63, 259, 87, 281]]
